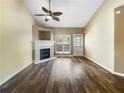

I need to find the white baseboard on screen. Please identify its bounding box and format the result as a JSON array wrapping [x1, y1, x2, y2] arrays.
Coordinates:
[[73, 55, 84, 57], [84, 55, 113, 73], [113, 72, 124, 77], [0, 63, 31, 86], [55, 54, 84, 57], [55, 55, 73, 57], [84, 55, 124, 77], [34, 57, 57, 64]]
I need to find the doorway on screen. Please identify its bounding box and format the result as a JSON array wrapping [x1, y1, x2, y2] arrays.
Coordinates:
[[115, 5, 124, 73], [73, 34, 83, 56]]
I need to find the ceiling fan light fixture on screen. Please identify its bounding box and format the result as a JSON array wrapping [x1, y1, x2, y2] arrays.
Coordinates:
[[46, 15, 52, 19]]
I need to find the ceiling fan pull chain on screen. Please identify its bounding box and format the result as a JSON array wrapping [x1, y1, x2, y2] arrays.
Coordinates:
[[49, 0, 51, 11]]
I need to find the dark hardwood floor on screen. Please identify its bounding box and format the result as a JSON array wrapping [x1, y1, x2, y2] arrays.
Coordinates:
[[1, 57, 124, 93]]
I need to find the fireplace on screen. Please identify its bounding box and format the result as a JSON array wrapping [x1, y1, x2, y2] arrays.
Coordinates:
[[40, 48, 50, 60], [34, 40, 55, 64]]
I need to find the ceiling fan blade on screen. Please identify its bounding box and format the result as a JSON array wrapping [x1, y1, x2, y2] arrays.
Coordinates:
[[42, 7, 49, 13], [52, 16, 60, 21], [52, 12, 63, 16], [35, 14, 46, 16]]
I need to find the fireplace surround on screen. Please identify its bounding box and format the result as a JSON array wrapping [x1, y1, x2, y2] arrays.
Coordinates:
[[34, 40, 55, 64]]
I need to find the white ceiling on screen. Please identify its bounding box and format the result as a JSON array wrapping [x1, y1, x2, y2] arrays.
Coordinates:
[[24, 0, 103, 27]]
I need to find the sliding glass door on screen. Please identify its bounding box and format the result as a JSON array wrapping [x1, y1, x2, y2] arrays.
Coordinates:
[[55, 35, 71, 54]]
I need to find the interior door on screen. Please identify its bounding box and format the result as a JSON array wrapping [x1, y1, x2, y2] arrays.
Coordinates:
[[73, 34, 83, 56], [115, 5, 124, 73]]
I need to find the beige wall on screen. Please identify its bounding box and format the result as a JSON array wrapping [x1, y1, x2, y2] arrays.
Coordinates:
[[53, 28, 84, 35], [32, 25, 53, 41], [115, 5, 124, 73], [0, 0, 34, 85], [0, 0, 3, 85], [32, 24, 39, 41], [84, 0, 124, 72]]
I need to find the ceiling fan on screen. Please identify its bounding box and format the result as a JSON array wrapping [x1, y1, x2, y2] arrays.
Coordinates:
[[35, 0, 63, 22]]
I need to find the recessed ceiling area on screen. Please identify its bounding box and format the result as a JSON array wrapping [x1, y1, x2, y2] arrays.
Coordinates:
[[24, 0, 104, 27]]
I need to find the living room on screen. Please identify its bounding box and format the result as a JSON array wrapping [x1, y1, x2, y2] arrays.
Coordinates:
[[0, 0, 124, 93]]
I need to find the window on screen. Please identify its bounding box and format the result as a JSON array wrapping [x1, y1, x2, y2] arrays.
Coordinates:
[[73, 34, 82, 46], [55, 35, 71, 54]]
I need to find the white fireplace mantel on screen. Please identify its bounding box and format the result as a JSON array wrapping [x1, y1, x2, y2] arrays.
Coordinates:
[[33, 40, 55, 64]]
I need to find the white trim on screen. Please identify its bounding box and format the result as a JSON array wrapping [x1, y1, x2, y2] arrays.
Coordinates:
[[73, 54, 84, 56], [34, 57, 57, 64], [55, 55, 74, 58], [0, 63, 31, 86], [56, 51, 71, 54], [55, 55, 84, 58], [113, 72, 124, 77], [84, 55, 124, 77]]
